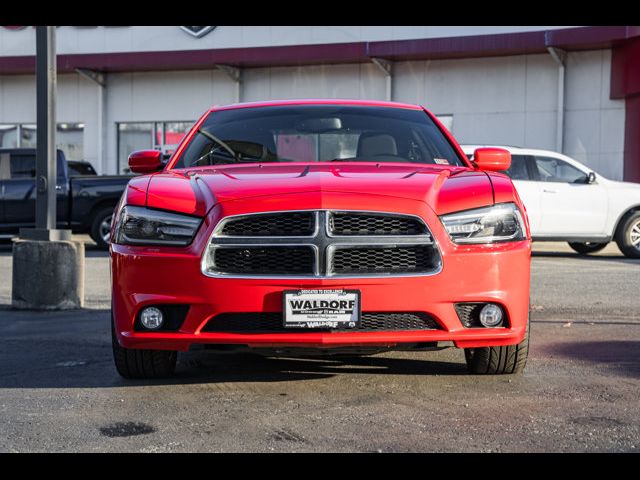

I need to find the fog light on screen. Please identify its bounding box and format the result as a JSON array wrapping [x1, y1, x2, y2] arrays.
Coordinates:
[[140, 306, 164, 330], [479, 304, 503, 327]]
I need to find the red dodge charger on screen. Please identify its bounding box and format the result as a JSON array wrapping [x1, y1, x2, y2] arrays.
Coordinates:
[[110, 99, 531, 378]]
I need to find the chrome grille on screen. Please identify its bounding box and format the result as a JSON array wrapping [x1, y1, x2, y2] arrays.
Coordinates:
[[331, 245, 435, 274], [329, 212, 427, 236], [212, 246, 315, 275], [220, 212, 315, 237], [202, 210, 441, 278]]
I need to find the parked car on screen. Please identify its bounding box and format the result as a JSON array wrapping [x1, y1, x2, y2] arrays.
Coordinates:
[[461, 145, 640, 258], [0, 148, 131, 249], [110, 99, 531, 379], [67, 160, 98, 176]]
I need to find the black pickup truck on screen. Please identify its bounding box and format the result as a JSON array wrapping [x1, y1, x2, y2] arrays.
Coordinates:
[[0, 148, 131, 249]]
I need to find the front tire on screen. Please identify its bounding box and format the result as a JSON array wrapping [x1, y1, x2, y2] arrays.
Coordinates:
[[112, 316, 177, 379], [90, 207, 115, 250], [614, 211, 640, 259], [568, 241, 608, 255], [464, 320, 529, 374]]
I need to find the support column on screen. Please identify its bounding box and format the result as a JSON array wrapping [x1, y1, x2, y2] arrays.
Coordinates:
[[76, 68, 106, 174], [611, 36, 640, 182], [13, 26, 83, 311], [216, 64, 242, 103], [35, 26, 57, 233], [371, 57, 393, 101], [547, 47, 567, 154]]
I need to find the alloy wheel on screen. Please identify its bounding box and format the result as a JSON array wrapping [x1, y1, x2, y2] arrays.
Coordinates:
[[100, 215, 113, 244]]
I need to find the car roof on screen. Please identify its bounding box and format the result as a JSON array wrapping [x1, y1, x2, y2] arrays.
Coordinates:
[[210, 99, 425, 112], [460, 144, 566, 157], [0, 148, 63, 154]]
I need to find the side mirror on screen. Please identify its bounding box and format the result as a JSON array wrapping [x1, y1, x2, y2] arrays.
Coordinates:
[[588, 171, 597, 184], [128, 150, 163, 174], [473, 148, 511, 172]]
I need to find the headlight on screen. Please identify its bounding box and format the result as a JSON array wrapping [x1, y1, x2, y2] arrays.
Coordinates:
[[113, 206, 202, 246], [440, 203, 525, 244]]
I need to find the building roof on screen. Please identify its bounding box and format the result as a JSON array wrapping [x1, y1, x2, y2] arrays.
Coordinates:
[[1, 26, 639, 75]]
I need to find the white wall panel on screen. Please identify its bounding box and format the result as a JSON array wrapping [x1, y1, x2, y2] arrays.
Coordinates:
[[129, 70, 217, 121], [525, 54, 558, 112], [524, 111, 558, 150], [596, 152, 624, 180], [0, 42, 626, 178], [566, 51, 605, 111], [422, 56, 527, 114], [564, 109, 602, 159], [393, 61, 426, 105], [0, 75, 36, 123], [564, 49, 625, 179], [599, 108, 626, 154], [453, 112, 526, 146], [243, 64, 386, 102]]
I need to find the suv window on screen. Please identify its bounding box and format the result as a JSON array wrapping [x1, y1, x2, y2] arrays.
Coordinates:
[[534, 156, 588, 183], [68, 161, 97, 176], [465, 152, 531, 181], [502, 154, 530, 180]]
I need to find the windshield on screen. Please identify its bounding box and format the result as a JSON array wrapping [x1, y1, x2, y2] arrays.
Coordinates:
[[174, 105, 465, 169]]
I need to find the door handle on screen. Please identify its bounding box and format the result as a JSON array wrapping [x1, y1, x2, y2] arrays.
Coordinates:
[[543, 188, 558, 193]]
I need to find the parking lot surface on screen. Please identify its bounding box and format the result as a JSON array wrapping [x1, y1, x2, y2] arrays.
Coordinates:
[[0, 239, 638, 452]]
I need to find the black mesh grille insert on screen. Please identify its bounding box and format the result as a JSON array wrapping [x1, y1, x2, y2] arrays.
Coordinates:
[[213, 247, 315, 275], [220, 212, 315, 236], [202, 312, 441, 333], [331, 246, 435, 274], [330, 213, 427, 236]]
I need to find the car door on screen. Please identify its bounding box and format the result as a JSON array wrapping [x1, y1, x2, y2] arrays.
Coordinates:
[[502, 154, 542, 234], [533, 155, 608, 237], [3, 151, 69, 230], [0, 152, 10, 232], [2, 152, 37, 229], [465, 151, 542, 234]]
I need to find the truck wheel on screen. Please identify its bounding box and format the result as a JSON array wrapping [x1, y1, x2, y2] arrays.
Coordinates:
[[112, 315, 177, 379], [568, 242, 608, 255], [464, 319, 529, 374], [615, 211, 640, 259], [90, 207, 115, 250]]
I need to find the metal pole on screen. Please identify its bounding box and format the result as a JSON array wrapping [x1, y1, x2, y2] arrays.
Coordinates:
[[35, 26, 57, 230], [21, 25, 70, 241], [12, 25, 83, 312]]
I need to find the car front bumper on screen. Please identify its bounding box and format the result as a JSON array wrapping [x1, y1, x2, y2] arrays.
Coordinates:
[[111, 194, 531, 352]]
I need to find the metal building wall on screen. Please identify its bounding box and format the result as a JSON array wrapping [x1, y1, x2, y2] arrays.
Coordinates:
[[0, 48, 625, 179]]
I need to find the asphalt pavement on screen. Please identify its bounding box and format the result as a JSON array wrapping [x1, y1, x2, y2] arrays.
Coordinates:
[[0, 238, 638, 452]]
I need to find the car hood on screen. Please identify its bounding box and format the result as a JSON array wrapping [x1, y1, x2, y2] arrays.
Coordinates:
[[141, 163, 495, 217]]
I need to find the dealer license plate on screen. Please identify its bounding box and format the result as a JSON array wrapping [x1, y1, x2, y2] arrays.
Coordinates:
[[283, 289, 361, 329]]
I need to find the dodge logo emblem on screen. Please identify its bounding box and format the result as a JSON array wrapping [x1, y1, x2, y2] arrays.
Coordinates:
[[180, 26, 217, 38]]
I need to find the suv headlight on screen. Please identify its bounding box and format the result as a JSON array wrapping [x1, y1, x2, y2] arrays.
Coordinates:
[[113, 205, 202, 246], [440, 202, 526, 244]]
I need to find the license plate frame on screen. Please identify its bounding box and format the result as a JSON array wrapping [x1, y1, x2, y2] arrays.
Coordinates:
[[282, 289, 361, 329]]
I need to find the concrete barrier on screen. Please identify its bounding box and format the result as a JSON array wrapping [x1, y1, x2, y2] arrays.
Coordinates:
[[11, 240, 85, 310]]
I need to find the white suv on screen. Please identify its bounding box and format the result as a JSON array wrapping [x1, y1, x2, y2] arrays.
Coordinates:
[[461, 145, 640, 258]]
